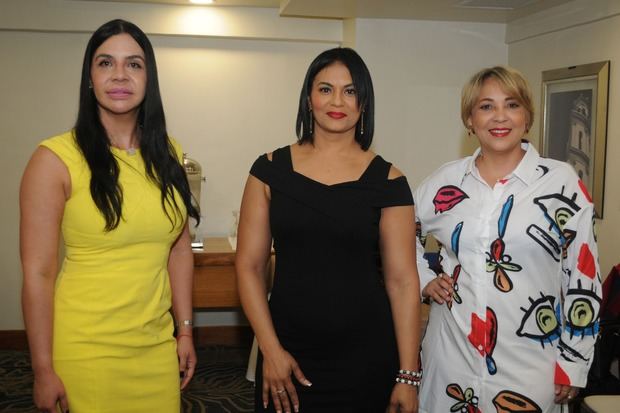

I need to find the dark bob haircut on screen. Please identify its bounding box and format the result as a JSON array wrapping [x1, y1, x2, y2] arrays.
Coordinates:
[[295, 47, 375, 150]]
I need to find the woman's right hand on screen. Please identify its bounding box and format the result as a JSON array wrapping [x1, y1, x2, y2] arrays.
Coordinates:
[[33, 369, 69, 413], [421, 273, 453, 305], [262, 347, 312, 413]]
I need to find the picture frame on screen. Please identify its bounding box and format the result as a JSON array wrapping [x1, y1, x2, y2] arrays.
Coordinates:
[[540, 61, 610, 218]]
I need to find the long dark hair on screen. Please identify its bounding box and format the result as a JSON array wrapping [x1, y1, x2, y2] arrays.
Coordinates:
[[295, 47, 375, 150], [75, 19, 199, 231]]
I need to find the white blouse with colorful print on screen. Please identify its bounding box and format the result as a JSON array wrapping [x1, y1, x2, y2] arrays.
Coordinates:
[[415, 142, 601, 413]]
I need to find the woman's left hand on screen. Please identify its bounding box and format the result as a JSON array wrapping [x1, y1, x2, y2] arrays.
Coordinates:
[[554, 384, 579, 404], [387, 383, 418, 413], [177, 335, 197, 390]]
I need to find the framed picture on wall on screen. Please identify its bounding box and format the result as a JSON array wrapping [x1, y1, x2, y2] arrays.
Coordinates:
[[540, 61, 610, 218]]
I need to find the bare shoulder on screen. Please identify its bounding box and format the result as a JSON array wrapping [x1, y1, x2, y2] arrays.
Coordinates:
[[267, 143, 297, 161], [26, 146, 70, 181], [22, 146, 71, 199], [387, 164, 404, 180]]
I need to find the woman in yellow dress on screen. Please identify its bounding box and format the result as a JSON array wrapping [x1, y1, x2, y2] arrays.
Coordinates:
[[20, 19, 200, 413]]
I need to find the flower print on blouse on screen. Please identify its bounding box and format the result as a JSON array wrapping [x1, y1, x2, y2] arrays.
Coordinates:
[[415, 141, 601, 413]]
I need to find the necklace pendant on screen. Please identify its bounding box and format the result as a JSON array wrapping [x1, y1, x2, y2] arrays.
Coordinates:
[[126, 147, 136, 155]]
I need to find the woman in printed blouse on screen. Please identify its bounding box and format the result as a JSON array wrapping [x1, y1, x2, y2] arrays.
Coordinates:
[[415, 66, 601, 413]]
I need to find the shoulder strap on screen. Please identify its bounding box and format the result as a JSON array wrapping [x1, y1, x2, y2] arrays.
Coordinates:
[[271, 146, 293, 170], [360, 155, 391, 181]]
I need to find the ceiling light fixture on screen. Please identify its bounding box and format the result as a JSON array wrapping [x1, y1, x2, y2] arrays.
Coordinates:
[[190, 0, 215, 5]]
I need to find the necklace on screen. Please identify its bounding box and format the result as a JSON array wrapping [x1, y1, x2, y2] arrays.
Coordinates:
[[109, 138, 138, 155]]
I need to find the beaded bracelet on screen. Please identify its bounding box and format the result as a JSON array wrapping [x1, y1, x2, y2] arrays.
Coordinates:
[[398, 369, 422, 379], [176, 333, 193, 340], [395, 369, 422, 387], [395, 376, 421, 386]]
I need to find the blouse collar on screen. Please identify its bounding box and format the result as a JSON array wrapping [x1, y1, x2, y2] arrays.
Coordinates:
[[462, 140, 541, 186]]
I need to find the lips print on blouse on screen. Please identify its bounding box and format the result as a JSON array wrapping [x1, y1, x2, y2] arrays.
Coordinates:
[[492, 390, 542, 413], [433, 185, 469, 214]]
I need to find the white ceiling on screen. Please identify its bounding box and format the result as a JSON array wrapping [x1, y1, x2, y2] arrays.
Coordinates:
[[77, 0, 575, 23]]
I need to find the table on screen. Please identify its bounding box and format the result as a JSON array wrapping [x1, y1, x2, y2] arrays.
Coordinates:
[[192, 237, 239, 309], [192, 237, 272, 309]]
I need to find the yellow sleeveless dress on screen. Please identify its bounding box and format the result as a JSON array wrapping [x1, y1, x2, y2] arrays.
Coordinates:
[[40, 131, 186, 413]]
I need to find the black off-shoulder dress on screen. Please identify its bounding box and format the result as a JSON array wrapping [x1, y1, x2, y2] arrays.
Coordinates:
[[250, 146, 414, 412]]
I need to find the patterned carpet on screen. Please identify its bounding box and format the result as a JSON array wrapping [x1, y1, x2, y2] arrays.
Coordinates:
[[0, 345, 254, 413]]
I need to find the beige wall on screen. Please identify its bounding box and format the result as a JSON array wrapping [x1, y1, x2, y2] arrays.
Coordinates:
[[353, 18, 507, 188], [0, 1, 511, 331], [507, 0, 620, 277], [6, 0, 616, 331], [0, 1, 340, 330]]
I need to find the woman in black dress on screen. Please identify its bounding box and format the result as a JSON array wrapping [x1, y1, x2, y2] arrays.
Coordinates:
[[236, 48, 421, 413]]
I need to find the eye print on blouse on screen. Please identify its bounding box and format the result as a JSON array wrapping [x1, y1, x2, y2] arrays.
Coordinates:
[[564, 280, 601, 339], [527, 186, 581, 262], [516, 293, 562, 348]]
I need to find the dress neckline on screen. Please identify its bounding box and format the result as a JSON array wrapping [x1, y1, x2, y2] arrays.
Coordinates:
[[284, 145, 379, 188]]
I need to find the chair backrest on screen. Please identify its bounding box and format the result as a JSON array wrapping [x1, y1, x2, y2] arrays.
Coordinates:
[[584, 264, 620, 396]]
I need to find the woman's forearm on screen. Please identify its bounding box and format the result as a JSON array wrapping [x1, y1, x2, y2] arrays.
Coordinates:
[[20, 146, 69, 375], [169, 224, 194, 331], [22, 271, 56, 374], [236, 262, 283, 357], [386, 276, 421, 370]]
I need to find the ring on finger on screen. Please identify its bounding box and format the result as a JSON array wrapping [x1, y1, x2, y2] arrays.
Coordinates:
[[276, 388, 286, 394]]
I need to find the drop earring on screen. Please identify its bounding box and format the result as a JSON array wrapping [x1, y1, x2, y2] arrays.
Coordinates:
[[360, 111, 365, 135], [309, 110, 313, 136]]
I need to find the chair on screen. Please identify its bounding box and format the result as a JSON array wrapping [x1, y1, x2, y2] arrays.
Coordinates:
[[577, 264, 620, 412], [580, 395, 619, 413]]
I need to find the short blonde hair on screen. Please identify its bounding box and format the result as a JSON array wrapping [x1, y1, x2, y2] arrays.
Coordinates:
[[461, 66, 534, 131]]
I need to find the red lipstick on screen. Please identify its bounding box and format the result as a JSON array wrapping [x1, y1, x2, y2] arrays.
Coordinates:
[[489, 128, 511, 137], [327, 112, 346, 119]]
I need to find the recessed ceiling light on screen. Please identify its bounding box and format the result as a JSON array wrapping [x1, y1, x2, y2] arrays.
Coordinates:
[[190, 0, 215, 5]]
